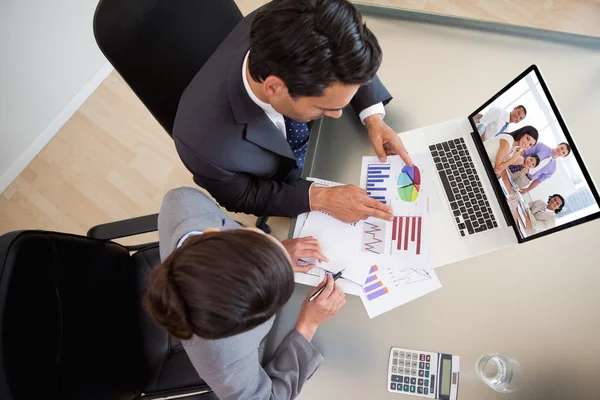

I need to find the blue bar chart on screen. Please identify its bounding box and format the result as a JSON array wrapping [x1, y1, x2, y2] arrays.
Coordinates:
[[366, 164, 391, 205]]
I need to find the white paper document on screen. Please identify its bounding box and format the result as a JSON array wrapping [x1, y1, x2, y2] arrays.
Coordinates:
[[292, 178, 369, 294], [358, 153, 435, 265], [291, 154, 443, 314], [359, 153, 433, 215], [358, 258, 442, 319]]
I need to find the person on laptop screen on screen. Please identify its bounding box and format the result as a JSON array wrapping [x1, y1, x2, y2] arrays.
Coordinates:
[[508, 154, 541, 178], [474, 105, 527, 141], [513, 141, 572, 194], [525, 194, 565, 233], [483, 126, 539, 175]]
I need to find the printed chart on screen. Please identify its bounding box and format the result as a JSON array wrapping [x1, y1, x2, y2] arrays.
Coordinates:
[[365, 163, 392, 205], [360, 154, 431, 215], [392, 216, 422, 255], [398, 165, 421, 202], [362, 220, 387, 255], [363, 265, 389, 301], [359, 259, 442, 319], [397, 268, 432, 284]]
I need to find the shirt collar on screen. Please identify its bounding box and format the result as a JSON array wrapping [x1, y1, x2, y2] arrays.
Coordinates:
[[242, 51, 278, 117]]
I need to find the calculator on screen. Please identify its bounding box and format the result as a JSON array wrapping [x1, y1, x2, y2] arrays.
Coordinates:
[[388, 347, 459, 399]]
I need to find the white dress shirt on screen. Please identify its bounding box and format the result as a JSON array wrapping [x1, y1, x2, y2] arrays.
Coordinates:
[[241, 51, 384, 138], [480, 106, 510, 141]]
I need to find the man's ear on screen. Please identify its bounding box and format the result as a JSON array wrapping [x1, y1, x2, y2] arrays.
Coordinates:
[[263, 75, 288, 97]]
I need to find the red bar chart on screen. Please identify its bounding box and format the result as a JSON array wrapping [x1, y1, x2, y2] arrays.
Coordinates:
[[392, 216, 422, 255]]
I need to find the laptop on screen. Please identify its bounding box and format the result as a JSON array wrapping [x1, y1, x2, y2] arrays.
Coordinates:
[[395, 65, 600, 268]]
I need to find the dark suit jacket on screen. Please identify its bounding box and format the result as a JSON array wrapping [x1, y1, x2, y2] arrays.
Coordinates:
[[173, 6, 392, 217]]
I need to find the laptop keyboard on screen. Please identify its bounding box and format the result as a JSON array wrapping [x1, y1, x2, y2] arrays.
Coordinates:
[[429, 138, 498, 237]]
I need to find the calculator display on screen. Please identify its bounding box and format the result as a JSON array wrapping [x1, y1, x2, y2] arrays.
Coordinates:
[[440, 359, 452, 396]]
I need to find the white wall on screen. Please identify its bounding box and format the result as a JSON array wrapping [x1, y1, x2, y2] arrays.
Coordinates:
[[0, 0, 112, 193]]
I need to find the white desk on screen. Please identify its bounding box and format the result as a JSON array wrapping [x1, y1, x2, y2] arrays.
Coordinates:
[[265, 6, 600, 400]]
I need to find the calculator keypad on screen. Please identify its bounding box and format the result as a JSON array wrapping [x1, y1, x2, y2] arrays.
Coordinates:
[[389, 349, 436, 397]]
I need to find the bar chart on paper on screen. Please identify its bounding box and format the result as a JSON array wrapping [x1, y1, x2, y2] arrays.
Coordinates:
[[392, 216, 423, 255], [366, 163, 391, 205], [363, 265, 389, 301]]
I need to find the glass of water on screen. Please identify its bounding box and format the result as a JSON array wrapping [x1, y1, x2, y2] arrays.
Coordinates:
[[475, 354, 522, 393]]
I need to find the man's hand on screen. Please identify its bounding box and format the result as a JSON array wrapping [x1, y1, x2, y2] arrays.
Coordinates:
[[310, 185, 393, 223], [364, 114, 412, 166], [519, 187, 530, 194], [295, 274, 345, 341], [281, 237, 329, 273]]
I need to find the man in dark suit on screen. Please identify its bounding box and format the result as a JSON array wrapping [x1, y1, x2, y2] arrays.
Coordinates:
[[173, 0, 411, 223]]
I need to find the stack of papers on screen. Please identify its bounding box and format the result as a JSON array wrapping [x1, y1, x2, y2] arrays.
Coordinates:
[[293, 154, 442, 318]]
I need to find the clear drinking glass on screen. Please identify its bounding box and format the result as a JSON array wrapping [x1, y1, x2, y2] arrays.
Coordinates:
[[475, 354, 522, 393]]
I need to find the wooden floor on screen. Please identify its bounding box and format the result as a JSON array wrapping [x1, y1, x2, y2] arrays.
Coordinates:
[[2, 0, 600, 242], [0, 71, 292, 242]]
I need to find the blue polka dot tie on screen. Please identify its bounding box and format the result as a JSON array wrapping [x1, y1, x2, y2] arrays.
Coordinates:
[[284, 117, 310, 169]]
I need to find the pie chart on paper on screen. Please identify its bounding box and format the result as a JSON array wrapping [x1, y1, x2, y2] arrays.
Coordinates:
[[397, 165, 421, 202]]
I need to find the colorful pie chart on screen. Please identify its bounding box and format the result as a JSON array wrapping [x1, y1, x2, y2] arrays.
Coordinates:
[[397, 165, 421, 202]]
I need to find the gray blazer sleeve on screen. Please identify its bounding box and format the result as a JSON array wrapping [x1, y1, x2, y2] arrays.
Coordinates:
[[157, 187, 240, 260], [195, 330, 324, 400], [261, 330, 324, 399]]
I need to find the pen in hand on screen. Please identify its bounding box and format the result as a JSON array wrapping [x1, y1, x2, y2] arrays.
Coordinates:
[[309, 269, 344, 302]]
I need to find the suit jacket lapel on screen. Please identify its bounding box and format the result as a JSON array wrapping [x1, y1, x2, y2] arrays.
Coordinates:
[[227, 46, 295, 161]]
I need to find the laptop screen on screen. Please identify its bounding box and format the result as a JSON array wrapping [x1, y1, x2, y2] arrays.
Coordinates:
[[468, 65, 600, 242]]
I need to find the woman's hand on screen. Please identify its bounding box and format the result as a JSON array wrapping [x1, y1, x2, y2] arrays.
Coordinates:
[[509, 146, 523, 162], [295, 274, 346, 341], [281, 237, 329, 273]]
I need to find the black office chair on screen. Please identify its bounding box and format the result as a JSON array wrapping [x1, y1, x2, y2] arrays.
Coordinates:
[[93, 0, 272, 233], [0, 216, 217, 399]]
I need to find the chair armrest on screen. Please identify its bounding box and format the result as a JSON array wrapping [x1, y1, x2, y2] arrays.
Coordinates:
[[87, 214, 159, 241]]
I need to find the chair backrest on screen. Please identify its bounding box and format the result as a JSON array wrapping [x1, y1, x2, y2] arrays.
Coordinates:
[[0, 231, 206, 400], [0, 231, 144, 399], [93, 0, 243, 135]]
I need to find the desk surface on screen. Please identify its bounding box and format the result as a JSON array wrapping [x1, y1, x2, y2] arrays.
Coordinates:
[[266, 6, 600, 400]]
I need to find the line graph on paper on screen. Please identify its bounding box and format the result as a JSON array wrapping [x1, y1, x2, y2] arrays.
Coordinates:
[[395, 268, 432, 285], [361, 220, 387, 254]]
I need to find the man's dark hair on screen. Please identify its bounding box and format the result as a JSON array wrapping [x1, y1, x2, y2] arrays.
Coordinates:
[[248, 0, 382, 97], [558, 142, 572, 156], [548, 194, 566, 214], [144, 230, 294, 340], [529, 154, 540, 167], [517, 105, 527, 115]]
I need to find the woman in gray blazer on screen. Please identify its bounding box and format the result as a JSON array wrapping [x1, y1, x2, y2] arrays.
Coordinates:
[[144, 187, 345, 399]]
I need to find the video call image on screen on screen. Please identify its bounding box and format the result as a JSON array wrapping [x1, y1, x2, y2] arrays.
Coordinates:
[[470, 70, 599, 239]]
